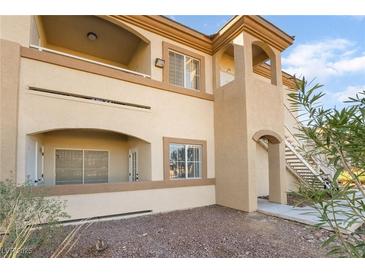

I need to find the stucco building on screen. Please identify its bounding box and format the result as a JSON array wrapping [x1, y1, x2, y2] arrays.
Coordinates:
[[1, 15, 319, 220]]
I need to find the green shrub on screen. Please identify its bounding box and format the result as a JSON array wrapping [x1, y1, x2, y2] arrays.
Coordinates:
[[289, 77, 365, 257], [0, 179, 69, 257]]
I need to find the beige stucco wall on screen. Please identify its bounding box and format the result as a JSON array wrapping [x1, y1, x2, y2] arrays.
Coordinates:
[[214, 32, 288, 212], [16, 58, 215, 184], [286, 169, 299, 192], [0, 16, 32, 47], [56, 184, 215, 220], [216, 47, 299, 199], [0, 39, 21, 182], [128, 42, 151, 75], [256, 143, 269, 197]]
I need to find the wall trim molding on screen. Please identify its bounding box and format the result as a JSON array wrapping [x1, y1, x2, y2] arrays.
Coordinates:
[[26, 178, 216, 196]]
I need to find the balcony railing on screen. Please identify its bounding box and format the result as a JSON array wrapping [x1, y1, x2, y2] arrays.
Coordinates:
[[29, 44, 151, 79]]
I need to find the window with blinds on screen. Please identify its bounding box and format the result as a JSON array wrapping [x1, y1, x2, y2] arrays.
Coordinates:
[[55, 149, 108, 185], [169, 51, 200, 90]]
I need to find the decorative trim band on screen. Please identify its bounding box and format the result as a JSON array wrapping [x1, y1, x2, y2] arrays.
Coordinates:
[[27, 178, 216, 196]]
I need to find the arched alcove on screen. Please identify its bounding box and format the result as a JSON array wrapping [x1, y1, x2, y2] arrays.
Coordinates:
[[25, 128, 151, 185], [251, 41, 278, 85], [217, 43, 235, 87]]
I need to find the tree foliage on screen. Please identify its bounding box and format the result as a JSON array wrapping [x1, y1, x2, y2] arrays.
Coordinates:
[[289, 77, 365, 257]]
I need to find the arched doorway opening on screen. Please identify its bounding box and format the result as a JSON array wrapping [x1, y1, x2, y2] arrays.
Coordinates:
[[253, 130, 287, 204]]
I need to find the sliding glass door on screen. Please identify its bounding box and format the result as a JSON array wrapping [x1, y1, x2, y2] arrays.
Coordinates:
[[55, 149, 108, 185]]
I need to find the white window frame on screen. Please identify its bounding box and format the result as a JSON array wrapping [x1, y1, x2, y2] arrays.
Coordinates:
[[168, 50, 201, 91], [169, 143, 202, 180], [54, 148, 110, 185]]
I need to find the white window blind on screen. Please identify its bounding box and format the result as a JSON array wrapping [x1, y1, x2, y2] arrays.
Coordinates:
[[55, 149, 108, 185], [169, 51, 200, 90]]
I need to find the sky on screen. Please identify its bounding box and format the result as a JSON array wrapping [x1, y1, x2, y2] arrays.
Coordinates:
[[168, 16, 365, 108]]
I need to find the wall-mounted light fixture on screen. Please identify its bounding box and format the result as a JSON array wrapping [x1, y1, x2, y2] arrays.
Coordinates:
[[87, 32, 98, 41], [155, 58, 165, 68]]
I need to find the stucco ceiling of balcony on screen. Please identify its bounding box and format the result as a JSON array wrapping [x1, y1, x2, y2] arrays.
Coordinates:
[[40, 15, 147, 66], [224, 43, 269, 66]]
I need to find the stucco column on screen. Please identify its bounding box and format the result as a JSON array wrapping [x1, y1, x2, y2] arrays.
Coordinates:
[[268, 141, 287, 204], [0, 39, 20, 183], [272, 50, 283, 87]]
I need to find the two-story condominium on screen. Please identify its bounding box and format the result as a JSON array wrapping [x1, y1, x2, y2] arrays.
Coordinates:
[[1, 15, 314, 220]]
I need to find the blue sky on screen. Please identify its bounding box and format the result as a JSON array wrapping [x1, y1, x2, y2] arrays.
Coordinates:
[[169, 16, 365, 108]]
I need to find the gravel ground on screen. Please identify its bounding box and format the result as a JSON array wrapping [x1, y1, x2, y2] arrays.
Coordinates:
[[33, 205, 333, 258]]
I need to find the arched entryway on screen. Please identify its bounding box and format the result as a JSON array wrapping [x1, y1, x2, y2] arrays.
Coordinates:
[[253, 130, 287, 204]]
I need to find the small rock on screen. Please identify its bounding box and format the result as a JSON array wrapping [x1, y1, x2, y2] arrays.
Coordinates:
[[142, 233, 148, 237], [314, 231, 322, 238], [95, 239, 108, 252]]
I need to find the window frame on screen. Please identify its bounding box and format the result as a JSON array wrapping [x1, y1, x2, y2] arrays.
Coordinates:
[[168, 50, 201, 91], [54, 148, 110, 185], [162, 42, 206, 93], [163, 137, 207, 181]]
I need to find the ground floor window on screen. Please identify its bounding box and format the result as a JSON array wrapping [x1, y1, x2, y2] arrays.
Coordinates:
[[163, 137, 207, 180], [55, 149, 108, 185], [169, 144, 202, 179]]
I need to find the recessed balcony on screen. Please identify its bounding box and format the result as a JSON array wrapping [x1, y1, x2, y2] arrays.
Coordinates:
[[33, 16, 151, 77]]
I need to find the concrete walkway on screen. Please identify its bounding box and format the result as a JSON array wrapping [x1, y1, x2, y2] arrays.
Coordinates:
[[257, 198, 364, 234]]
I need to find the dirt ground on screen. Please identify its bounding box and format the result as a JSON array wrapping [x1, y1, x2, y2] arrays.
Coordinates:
[[32, 205, 333, 258]]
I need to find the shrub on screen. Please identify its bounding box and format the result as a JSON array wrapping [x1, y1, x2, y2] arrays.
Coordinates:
[[0, 179, 69, 257], [289, 77, 365, 257]]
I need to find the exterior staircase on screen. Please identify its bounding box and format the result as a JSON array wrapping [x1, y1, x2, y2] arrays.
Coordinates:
[[258, 135, 334, 187], [284, 137, 324, 187]]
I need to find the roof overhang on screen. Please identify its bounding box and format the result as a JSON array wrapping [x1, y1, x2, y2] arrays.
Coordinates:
[[211, 16, 294, 53], [107, 15, 294, 55]]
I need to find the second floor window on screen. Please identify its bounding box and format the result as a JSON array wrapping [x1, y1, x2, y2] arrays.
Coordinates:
[[169, 51, 200, 90]]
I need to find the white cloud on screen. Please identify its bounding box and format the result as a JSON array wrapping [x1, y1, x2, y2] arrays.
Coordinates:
[[351, 16, 365, 22], [282, 38, 365, 81], [333, 85, 365, 102]]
